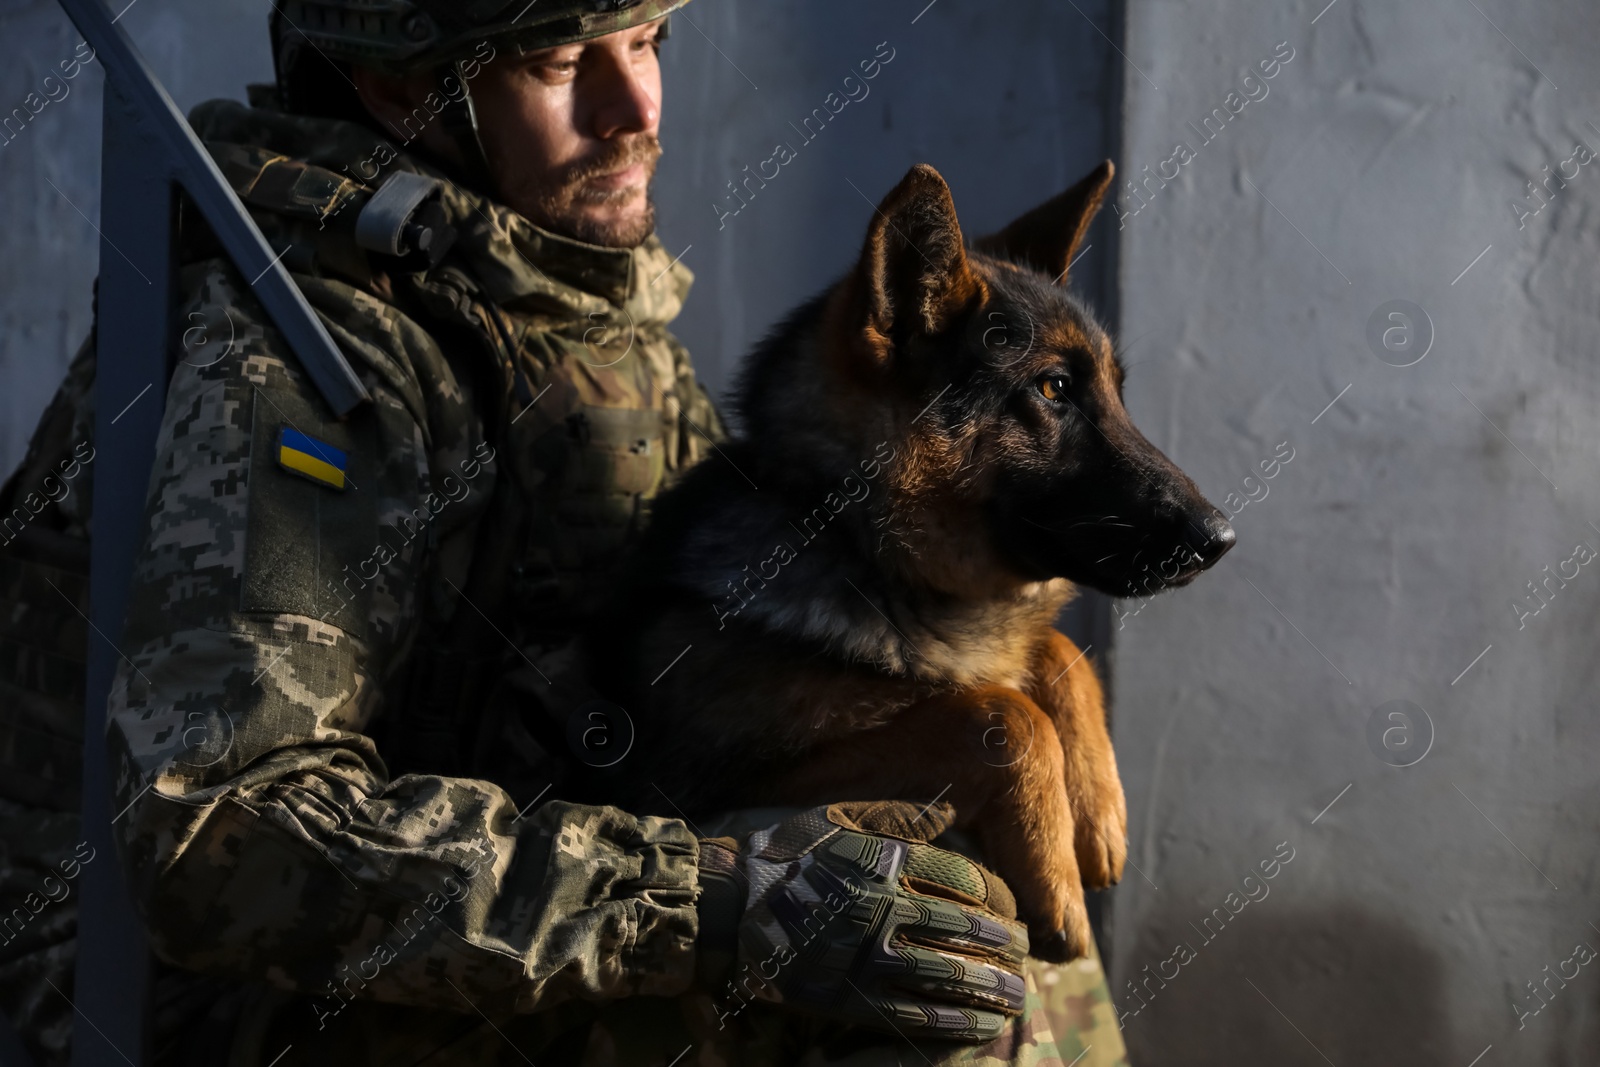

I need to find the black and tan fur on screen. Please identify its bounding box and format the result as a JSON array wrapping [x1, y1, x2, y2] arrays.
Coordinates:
[[584, 162, 1234, 959]]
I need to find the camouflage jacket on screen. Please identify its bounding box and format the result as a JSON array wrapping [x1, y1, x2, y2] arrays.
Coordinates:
[[107, 96, 729, 1018], [0, 93, 732, 1060]]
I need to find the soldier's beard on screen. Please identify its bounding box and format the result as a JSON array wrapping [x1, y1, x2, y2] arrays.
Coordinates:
[[530, 133, 663, 249]]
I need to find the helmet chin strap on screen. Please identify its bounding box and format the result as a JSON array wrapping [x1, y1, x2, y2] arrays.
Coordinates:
[[437, 59, 498, 195], [430, 12, 674, 201]]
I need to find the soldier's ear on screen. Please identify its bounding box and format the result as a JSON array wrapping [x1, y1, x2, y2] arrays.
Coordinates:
[[849, 164, 986, 364], [974, 160, 1115, 286]]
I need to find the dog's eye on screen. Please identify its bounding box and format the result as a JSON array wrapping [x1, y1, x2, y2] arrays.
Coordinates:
[[1037, 375, 1071, 402]]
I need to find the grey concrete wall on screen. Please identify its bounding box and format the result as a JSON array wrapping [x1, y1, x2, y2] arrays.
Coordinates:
[[0, 0, 104, 476], [653, 0, 1121, 417], [1109, 1, 1600, 1064]]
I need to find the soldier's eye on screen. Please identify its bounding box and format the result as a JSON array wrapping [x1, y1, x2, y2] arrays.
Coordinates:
[[1037, 375, 1071, 402]]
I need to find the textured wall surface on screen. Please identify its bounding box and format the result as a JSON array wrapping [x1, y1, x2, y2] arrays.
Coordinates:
[[0, 0, 105, 477], [1109, 2, 1600, 1063], [654, 0, 1121, 417]]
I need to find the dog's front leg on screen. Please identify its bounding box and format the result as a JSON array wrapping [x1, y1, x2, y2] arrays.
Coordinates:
[[764, 686, 1091, 961], [1025, 630, 1128, 891]]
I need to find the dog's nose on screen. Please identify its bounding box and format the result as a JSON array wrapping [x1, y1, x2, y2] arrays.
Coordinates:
[[1192, 512, 1236, 566]]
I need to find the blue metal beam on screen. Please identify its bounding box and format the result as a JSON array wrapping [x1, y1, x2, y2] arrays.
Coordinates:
[[54, 1, 373, 1063]]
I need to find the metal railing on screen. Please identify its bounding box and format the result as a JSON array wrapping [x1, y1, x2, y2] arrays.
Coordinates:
[[54, 1, 368, 1062]]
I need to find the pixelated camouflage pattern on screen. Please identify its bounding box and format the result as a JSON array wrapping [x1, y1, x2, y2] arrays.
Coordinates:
[[0, 97, 715, 1061], [185, 99, 721, 641], [103, 97, 720, 1026]]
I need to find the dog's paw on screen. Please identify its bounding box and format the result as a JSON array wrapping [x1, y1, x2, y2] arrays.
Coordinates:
[[1072, 772, 1127, 889], [1028, 887, 1093, 963]]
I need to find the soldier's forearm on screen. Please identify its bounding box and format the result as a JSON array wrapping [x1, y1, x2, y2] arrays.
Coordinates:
[[108, 631, 699, 1010]]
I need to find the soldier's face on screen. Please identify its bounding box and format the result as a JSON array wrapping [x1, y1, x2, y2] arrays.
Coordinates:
[[471, 19, 666, 247], [353, 21, 665, 246]]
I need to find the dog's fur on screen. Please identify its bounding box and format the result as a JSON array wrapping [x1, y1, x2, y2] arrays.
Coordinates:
[[584, 162, 1234, 960]]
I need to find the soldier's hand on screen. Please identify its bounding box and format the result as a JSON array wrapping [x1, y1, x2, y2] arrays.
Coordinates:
[[694, 800, 1028, 1043]]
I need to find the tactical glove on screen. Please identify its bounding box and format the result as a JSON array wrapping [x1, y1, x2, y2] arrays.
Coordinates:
[[694, 800, 1029, 1044]]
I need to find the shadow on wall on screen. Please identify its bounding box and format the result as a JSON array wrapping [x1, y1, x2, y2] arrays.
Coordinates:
[[1121, 905, 1450, 1066]]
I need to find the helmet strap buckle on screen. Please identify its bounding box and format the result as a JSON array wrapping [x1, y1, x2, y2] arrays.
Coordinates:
[[437, 60, 497, 196]]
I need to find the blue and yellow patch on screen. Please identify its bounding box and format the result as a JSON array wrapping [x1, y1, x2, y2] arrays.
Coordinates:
[[276, 427, 348, 491]]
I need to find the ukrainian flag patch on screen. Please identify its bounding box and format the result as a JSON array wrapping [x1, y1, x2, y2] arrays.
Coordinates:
[[276, 427, 348, 491]]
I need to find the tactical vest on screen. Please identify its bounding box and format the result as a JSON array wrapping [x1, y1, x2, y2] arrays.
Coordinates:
[[205, 137, 719, 784]]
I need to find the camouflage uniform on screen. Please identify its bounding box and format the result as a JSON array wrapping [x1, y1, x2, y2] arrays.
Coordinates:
[[0, 92, 1128, 1066], [0, 335, 97, 1065]]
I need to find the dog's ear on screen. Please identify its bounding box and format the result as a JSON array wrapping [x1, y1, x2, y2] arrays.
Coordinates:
[[974, 160, 1115, 284], [852, 164, 985, 363]]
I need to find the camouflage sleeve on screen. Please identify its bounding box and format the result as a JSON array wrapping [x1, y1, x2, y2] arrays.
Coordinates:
[[105, 261, 699, 1015], [0, 334, 97, 1066]]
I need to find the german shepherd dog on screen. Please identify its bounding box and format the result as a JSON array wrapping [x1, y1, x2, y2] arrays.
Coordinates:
[[586, 162, 1234, 960]]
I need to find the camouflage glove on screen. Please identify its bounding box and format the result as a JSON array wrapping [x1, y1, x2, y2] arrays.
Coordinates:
[[695, 800, 1028, 1043]]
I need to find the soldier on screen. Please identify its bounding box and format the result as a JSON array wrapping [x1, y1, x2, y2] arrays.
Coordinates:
[[0, 1, 1129, 1064]]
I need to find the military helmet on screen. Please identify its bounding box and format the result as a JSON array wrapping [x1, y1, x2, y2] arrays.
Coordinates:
[[271, 0, 690, 77]]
